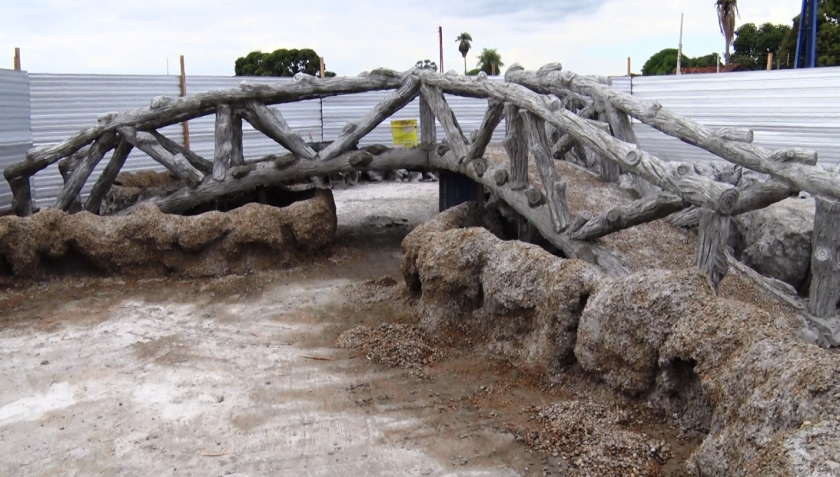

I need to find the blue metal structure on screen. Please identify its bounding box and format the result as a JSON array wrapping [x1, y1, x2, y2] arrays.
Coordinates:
[[795, 0, 820, 68]]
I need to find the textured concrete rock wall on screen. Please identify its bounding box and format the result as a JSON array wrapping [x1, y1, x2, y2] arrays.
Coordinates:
[[0, 190, 336, 281], [405, 212, 840, 476]]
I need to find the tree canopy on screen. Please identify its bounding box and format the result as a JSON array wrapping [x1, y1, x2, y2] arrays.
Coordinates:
[[716, 0, 740, 64], [732, 22, 791, 69], [642, 48, 723, 75], [415, 59, 438, 71], [234, 48, 335, 77], [780, 0, 840, 67], [476, 48, 504, 75]]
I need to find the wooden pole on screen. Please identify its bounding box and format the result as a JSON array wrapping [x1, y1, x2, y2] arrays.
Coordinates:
[[179, 55, 190, 150], [766, 52, 774, 71], [627, 57, 631, 76], [13, 48, 20, 71], [320, 57, 325, 79], [439, 27, 444, 73]]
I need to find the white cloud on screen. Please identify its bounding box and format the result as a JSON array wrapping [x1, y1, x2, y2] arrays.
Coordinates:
[[0, 0, 802, 76]]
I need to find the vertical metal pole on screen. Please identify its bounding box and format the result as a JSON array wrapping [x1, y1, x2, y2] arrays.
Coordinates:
[[795, 0, 808, 68], [179, 55, 190, 150], [808, 0, 819, 68], [13, 48, 20, 70], [676, 13, 684, 75]]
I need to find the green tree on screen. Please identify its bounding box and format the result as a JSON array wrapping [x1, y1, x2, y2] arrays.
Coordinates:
[[642, 48, 689, 75], [780, 0, 840, 67], [476, 48, 504, 75], [415, 59, 438, 71], [466, 68, 481, 76], [716, 0, 740, 64], [456, 32, 473, 74], [234, 48, 323, 77], [732, 22, 791, 69]]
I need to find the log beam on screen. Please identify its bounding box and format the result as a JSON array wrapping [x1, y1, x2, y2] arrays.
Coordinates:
[[240, 101, 318, 162], [116, 126, 203, 188], [510, 68, 840, 203], [121, 146, 430, 215], [419, 94, 436, 145], [420, 84, 468, 162], [697, 208, 730, 293], [467, 99, 504, 161], [571, 192, 687, 241], [6, 72, 407, 180], [809, 198, 840, 318], [149, 130, 212, 174], [319, 75, 421, 161], [418, 72, 740, 215], [428, 146, 630, 276], [504, 103, 528, 189], [9, 176, 33, 217], [84, 138, 134, 214], [521, 111, 570, 232], [53, 132, 118, 211], [214, 105, 235, 180]]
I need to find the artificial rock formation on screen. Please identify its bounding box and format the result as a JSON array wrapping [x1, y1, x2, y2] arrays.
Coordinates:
[[734, 197, 815, 291], [575, 267, 839, 476], [405, 224, 604, 370], [0, 190, 336, 280]]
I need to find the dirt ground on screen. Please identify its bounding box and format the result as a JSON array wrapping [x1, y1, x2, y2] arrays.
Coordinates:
[[1, 181, 699, 477]]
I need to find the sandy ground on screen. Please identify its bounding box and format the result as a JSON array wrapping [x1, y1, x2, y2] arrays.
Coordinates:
[[0, 182, 562, 477]]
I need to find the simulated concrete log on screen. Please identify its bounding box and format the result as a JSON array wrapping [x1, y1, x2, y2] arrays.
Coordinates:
[[420, 84, 468, 162], [521, 111, 570, 232], [214, 105, 235, 181], [149, 130, 212, 174], [84, 138, 133, 214], [552, 120, 609, 160], [117, 126, 203, 188], [419, 94, 436, 145], [122, 146, 429, 215], [697, 209, 730, 293], [809, 198, 840, 318], [57, 154, 83, 213], [571, 192, 686, 241], [467, 99, 504, 161], [504, 103, 528, 189], [319, 75, 421, 161], [53, 132, 118, 211], [230, 112, 244, 166], [513, 68, 840, 202], [6, 72, 406, 181], [427, 146, 630, 277], [667, 178, 798, 228], [240, 101, 318, 161], [419, 72, 740, 214], [9, 176, 33, 217], [713, 127, 754, 144]]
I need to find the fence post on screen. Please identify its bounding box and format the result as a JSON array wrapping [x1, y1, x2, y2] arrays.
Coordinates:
[[13, 48, 21, 70], [320, 57, 325, 79], [767, 52, 774, 71], [179, 55, 190, 149], [809, 197, 840, 318]]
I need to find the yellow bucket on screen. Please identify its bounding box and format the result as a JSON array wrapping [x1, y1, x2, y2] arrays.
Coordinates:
[[390, 119, 418, 148]]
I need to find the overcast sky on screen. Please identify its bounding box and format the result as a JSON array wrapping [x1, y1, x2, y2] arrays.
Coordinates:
[[2, 0, 801, 77]]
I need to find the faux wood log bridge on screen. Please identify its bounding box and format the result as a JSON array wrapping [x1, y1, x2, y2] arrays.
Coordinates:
[[5, 64, 838, 342]]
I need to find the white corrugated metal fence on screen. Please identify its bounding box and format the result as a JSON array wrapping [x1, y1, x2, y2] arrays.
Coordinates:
[[0, 68, 838, 211]]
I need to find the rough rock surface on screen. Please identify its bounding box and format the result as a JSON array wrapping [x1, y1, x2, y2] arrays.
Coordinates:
[[0, 190, 336, 280], [735, 197, 815, 291], [411, 227, 604, 370], [400, 201, 504, 291], [574, 268, 713, 396], [576, 267, 839, 476]]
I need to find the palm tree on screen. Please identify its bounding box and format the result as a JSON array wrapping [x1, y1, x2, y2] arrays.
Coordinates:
[[716, 0, 740, 65], [455, 32, 473, 74], [477, 48, 504, 75]]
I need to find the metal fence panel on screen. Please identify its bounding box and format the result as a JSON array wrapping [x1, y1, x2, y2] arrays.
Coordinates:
[[630, 68, 840, 165], [184, 76, 322, 161], [28, 73, 183, 208], [0, 68, 33, 212]]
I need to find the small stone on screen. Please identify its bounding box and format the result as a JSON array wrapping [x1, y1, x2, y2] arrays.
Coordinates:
[[40, 360, 49, 365], [217, 396, 224, 403]]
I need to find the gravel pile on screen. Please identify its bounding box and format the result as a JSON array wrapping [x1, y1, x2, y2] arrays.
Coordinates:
[[337, 324, 444, 368], [343, 276, 404, 305], [508, 400, 671, 477]]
